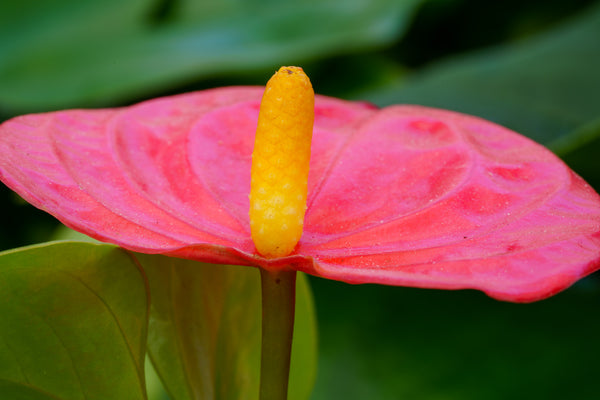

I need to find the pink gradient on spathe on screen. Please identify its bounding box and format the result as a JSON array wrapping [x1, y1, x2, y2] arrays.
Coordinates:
[[1, 87, 599, 302]]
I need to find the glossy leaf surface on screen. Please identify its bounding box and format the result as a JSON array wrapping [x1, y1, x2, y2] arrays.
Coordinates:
[[138, 254, 317, 400], [1, 88, 599, 302], [0, 0, 420, 111], [0, 241, 149, 400]]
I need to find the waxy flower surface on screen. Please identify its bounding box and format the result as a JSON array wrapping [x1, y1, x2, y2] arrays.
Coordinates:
[[1, 86, 600, 302]]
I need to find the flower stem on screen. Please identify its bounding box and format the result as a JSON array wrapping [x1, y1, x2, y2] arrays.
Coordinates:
[[259, 267, 297, 400]]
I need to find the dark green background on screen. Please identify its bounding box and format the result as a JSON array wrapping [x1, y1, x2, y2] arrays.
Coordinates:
[[1, 0, 599, 398]]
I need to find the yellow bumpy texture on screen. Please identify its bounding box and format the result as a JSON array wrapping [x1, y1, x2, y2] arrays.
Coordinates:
[[250, 66, 315, 258]]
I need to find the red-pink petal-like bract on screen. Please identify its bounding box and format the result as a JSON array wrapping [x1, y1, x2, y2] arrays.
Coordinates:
[[1, 87, 599, 302]]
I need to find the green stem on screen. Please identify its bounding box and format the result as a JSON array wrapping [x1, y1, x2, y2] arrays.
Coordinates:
[[259, 267, 297, 400]]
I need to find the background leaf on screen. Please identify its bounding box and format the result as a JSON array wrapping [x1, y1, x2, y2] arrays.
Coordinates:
[[138, 254, 317, 400], [0, 0, 421, 112], [554, 118, 600, 189], [361, 2, 600, 150], [309, 276, 600, 400], [0, 241, 149, 400]]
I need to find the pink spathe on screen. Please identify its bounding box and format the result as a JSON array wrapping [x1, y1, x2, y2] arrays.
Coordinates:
[[1, 87, 599, 302]]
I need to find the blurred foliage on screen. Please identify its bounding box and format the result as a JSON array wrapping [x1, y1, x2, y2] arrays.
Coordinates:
[[362, 1, 600, 150], [1, 0, 599, 399], [0, 0, 421, 112], [310, 276, 600, 400]]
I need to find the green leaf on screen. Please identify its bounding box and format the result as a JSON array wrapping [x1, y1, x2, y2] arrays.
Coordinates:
[[289, 269, 318, 400], [138, 254, 317, 400], [0, 381, 58, 400], [0, 241, 149, 400], [310, 276, 600, 400], [0, 0, 422, 112], [551, 117, 600, 190], [361, 2, 600, 147]]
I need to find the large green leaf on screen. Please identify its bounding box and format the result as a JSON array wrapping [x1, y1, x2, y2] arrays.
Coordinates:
[[0, 0, 421, 112], [362, 2, 600, 149], [0, 241, 149, 400], [310, 276, 600, 400], [138, 254, 317, 400]]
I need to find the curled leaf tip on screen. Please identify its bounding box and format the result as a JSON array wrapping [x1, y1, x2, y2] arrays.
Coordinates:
[[250, 66, 315, 258]]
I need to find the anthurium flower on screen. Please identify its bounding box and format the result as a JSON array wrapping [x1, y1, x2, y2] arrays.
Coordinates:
[[1, 73, 600, 303]]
